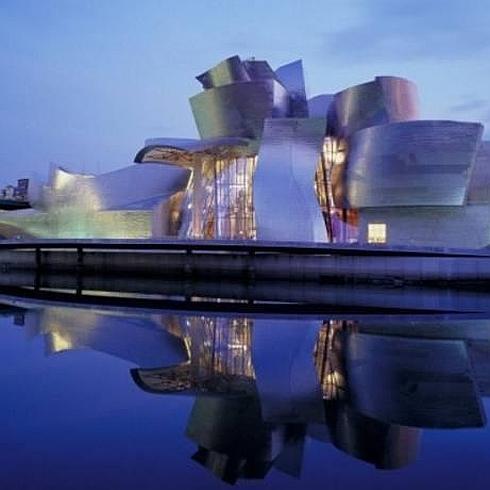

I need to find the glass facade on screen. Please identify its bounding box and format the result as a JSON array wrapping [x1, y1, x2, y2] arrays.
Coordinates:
[[315, 137, 359, 243], [182, 316, 254, 380], [314, 320, 348, 401], [181, 156, 257, 240], [175, 138, 363, 244]]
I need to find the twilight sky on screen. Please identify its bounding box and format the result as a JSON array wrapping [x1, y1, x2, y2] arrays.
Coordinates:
[[1, 0, 489, 185]]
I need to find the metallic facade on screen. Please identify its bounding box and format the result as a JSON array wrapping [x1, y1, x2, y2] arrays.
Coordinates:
[[16, 299, 490, 480], [275, 59, 309, 117], [0, 163, 189, 239], [328, 76, 420, 138], [254, 118, 327, 242], [2, 55, 489, 247], [468, 141, 490, 204], [191, 55, 289, 140], [190, 79, 289, 140], [342, 120, 483, 208]]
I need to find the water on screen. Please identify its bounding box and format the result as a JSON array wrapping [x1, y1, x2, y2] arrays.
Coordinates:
[[1, 296, 490, 489]]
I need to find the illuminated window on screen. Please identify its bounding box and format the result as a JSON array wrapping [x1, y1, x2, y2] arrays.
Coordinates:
[[368, 223, 387, 244]]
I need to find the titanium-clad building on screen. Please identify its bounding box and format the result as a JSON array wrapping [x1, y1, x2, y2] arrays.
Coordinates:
[[1, 55, 488, 248]]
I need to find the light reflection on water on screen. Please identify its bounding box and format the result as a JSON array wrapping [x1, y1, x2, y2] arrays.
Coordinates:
[[1, 296, 490, 489]]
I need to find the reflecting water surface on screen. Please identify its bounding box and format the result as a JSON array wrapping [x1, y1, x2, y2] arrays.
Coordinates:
[[1, 294, 490, 488]]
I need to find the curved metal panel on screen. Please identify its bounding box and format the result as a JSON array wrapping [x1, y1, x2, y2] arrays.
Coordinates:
[[190, 80, 289, 140], [30, 163, 190, 211], [308, 94, 334, 118], [346, 333, 483, 428], [92, 163, 190, 210], [252, 319, 324, 423], [135, 138, 199, 162], [26, 306, 188, 367], [254, 118, 327, 242], [329, 77, 419, 138], [243, 59, 277, 81], [134, 136, 254, 164], [327, 404, 420, 469], [3, 164, 191, 239], [340, 120, 483, 208], [275, 59, 309, 117], [196, 55, 250, 89], [468, 141, 490, 204]]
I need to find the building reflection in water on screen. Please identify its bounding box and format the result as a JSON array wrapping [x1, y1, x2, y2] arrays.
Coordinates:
[[7, 301, 490, 485]]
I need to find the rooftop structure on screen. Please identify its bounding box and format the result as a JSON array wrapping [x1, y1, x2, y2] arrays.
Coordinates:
[[1, 55, 488, 248]]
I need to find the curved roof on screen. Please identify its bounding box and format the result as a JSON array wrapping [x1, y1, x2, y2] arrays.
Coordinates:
[[328, 76, 419, 138], [28, 163, 190, 212], [134, 136, 255, 165]]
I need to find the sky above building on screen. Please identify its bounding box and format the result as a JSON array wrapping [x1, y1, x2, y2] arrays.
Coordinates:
[[1, 0, 489, 184]]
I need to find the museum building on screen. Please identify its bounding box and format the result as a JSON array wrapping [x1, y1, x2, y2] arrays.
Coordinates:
[[1, 55, 489, 248]]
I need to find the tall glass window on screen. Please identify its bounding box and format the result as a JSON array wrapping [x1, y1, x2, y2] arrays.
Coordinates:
[[315, 137, 359, 243], [181, 156, 257, 240]]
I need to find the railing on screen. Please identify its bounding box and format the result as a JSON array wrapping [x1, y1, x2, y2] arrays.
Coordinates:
[[0, 238, 488, 258]]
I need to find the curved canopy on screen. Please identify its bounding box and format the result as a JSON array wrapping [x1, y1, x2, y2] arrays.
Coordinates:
[[134, 136, 255, 166]]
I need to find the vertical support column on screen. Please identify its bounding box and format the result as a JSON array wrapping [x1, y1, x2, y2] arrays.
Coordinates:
[[76, 246, 84, 295], [34, 247, 41, 291]]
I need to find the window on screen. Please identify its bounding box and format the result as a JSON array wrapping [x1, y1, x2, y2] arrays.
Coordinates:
[[368, 223, 387, 244]]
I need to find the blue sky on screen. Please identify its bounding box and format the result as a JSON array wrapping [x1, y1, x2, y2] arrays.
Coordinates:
[[1, 0, 489, 184]]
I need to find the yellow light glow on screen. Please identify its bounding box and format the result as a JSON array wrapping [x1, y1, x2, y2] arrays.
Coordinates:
[[49, 331, 73, 353], [368, 223, 387, 244]]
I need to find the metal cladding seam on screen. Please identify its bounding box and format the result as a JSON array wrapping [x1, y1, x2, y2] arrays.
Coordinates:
[[254, 118, 328, 242]]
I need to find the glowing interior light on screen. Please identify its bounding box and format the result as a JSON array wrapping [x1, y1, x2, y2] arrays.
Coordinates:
[[368, 223, 387, 244], [49, 331, 73, 353]]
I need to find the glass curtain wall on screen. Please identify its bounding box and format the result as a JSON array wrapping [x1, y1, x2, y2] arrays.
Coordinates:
[[182, 317, 255, 381], [314, 320, 357, 400], [315, 138, 359, 243], [180, 156, 257, 240]]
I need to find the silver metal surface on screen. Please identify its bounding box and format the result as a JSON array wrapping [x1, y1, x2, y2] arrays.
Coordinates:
[[358, 205, 490, 248], [196, 55, 250, 89], [24, 306, 187, 367], [468, 141, 490, 204], [134, 136, 255, 164], [275, 59, 309, 117], [254, 118, 327, 242], [308, 94, 334, 118], [5, 55, 490, 248], [31, 163, 190, 211], [329, 77, 419, 138], [340, 120, 483, 208], [190, 79, 289, 139], [347, 333, 483, 428], [0, 163, 190, 239], [243, 59, 278, 81]]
